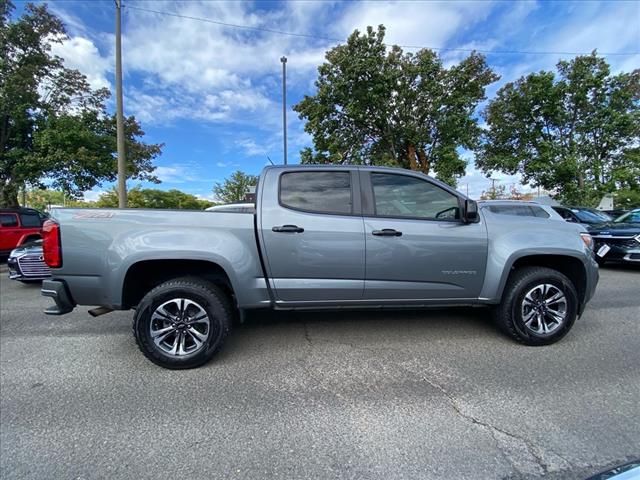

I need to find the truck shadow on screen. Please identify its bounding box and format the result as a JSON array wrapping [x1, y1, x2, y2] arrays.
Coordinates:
[[213, 306, 501, 363]]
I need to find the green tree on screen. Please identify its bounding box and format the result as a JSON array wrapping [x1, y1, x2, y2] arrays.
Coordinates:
[[294, 25, 498, 186], [213, 171, 258, 203], [96, 186, 213, 209], [479, 183, 507, 200], [0, 2, 162, 207], [25, 188, 93, 211], [477, 53, 640, 205]]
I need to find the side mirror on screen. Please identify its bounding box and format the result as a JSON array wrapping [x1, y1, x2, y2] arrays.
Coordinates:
[[464, 199, 479, 223]]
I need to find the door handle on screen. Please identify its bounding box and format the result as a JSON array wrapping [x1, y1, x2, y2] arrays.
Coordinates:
[[372, 229, 402, 237], [272, 224, 304, 233]]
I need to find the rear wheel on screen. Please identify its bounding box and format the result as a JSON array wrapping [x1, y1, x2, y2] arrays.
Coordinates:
[[133, 277, 232, 369], [493, 267, 578, 346]]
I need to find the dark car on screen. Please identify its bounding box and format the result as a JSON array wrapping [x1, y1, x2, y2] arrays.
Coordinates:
[[588, 208, 640, 265], [552, 206, 613, 225], [7, 240, 51, 282], [0, 207, 48, 256]]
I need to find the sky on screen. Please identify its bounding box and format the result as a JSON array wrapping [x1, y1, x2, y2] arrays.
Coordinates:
[[13, 0, 640, 201]]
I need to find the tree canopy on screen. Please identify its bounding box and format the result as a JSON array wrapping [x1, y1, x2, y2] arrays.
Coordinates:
[[477, 53, 640, 205], [213, 171, 258, 203], [96, 186, 213, 210], [294, 26, 498, 186], [0, 1, 162, 207]]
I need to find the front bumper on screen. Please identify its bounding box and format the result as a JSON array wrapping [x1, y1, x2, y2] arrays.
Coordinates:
[[41, 279, 76, 315], [580, 254, 599, 316], [594, 237, 640, 264], [7, 255, 51, 281]]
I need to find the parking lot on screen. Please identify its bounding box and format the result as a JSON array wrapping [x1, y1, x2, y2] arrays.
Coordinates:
[[1, 264, 639, 480]]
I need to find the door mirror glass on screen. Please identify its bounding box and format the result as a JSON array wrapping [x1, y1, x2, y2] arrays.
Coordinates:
[[464, 199, 479, 223]]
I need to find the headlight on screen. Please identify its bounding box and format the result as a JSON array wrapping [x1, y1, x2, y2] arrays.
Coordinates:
[[580, 233, 594, 250]]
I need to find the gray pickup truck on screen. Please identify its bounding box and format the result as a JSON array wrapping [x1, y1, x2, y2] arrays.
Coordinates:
[[41, 165, 599, 369]]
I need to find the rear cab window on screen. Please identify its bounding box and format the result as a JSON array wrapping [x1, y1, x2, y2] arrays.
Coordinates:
[[279, 171, 352, 215]]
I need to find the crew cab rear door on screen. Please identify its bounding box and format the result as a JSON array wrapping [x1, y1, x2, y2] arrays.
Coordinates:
[[258, 168, 365, 303], [360, 170, 488, 301]]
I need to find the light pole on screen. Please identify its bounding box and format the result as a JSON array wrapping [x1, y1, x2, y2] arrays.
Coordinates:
[[115, 0, 127, 207], [280, 56, 287, 165]]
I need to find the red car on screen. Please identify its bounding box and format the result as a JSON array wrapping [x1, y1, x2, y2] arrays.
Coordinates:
[[0, 208, 48, 256]]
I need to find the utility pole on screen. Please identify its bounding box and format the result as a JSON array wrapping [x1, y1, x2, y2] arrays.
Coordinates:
[[280, 56, 287, 165], [115, 0, 127, 208]]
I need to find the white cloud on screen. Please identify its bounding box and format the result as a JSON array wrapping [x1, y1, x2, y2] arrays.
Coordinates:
[[235, 138, 268, 157], [51, 36, 111, 90], [335, 1, 495, 48], [155, 165, 197, 183], [82, 188, 105, 202]]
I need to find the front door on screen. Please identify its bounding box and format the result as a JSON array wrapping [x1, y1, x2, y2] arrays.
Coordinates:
[[361, 171, 488, 301], [260, 169, 365, 303]]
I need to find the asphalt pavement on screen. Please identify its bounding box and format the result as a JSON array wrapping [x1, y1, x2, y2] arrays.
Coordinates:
[[1, 263, 639, 479]]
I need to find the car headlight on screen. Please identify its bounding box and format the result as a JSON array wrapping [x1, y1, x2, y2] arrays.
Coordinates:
[[580, 233, 594, 250]]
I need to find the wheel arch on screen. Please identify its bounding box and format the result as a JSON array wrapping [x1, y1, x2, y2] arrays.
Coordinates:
[[121, 259, 235, 309], [497, 254, 587, 306], [18, 233, 42, 245]]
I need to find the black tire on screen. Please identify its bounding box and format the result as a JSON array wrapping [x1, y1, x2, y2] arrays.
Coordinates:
[[493, 266, 578, 346], [133, 276, 233, 369]]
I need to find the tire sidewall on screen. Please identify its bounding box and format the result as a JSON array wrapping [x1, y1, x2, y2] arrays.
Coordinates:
[[510, 273, 578, 345], [135, 283, 228, 368]]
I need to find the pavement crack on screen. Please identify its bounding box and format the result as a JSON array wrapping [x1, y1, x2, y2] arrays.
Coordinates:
[[421, 375, 553, 477], [302, 321, 313, 347]]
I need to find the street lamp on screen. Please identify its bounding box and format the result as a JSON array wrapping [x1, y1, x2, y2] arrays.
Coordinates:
[[281, 56, 287, 165]]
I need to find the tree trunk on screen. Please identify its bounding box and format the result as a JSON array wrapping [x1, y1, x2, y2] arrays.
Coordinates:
[[417, 149, 430, 175], [0, 182, 20, 208], [407, 144, 417, 170]]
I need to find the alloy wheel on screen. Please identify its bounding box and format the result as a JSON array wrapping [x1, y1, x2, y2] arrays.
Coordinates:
[[149, 298, 210, 356]]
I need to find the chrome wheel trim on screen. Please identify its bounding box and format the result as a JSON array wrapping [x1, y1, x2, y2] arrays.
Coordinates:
[[521, 283, 568, 336], [149, 298, 210, 356]]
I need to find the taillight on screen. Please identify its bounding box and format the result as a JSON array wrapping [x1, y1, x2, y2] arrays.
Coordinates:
[[42, 219, 62, 268]]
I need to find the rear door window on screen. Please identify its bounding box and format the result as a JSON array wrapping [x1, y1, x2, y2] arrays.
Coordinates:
[[0, 213, 19, 227], [280, 171, 352, 215]]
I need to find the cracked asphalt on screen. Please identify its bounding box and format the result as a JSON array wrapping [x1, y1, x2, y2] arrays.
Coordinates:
[[1, 263, 639, 479]]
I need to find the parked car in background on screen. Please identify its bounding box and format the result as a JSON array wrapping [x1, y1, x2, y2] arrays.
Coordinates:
[[0, 208, 48, 256], [479, 200, 564, 220], [7, 240, 50, 282], [552, 206, 613, 225], [205, 203, 255, 213], [601, 209, 629, 219], [588, 208, 640, 265]]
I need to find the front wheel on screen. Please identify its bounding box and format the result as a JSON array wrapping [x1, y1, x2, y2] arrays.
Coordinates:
[[133, 277, 233, 369], [493, 267, 578, 346]]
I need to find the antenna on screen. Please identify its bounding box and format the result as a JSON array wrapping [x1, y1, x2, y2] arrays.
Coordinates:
[[266, 156, 275, 165]]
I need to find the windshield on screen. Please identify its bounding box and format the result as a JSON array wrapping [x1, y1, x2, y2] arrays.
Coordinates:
[[572, 209, 608, 223], [614, 210, 640, 223]]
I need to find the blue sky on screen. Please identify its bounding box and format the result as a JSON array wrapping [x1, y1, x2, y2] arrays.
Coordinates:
[[14, 0, 640, 200]]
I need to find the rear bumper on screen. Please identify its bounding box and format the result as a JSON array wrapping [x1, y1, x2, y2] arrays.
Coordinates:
[[41, 279, 76, 315]]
